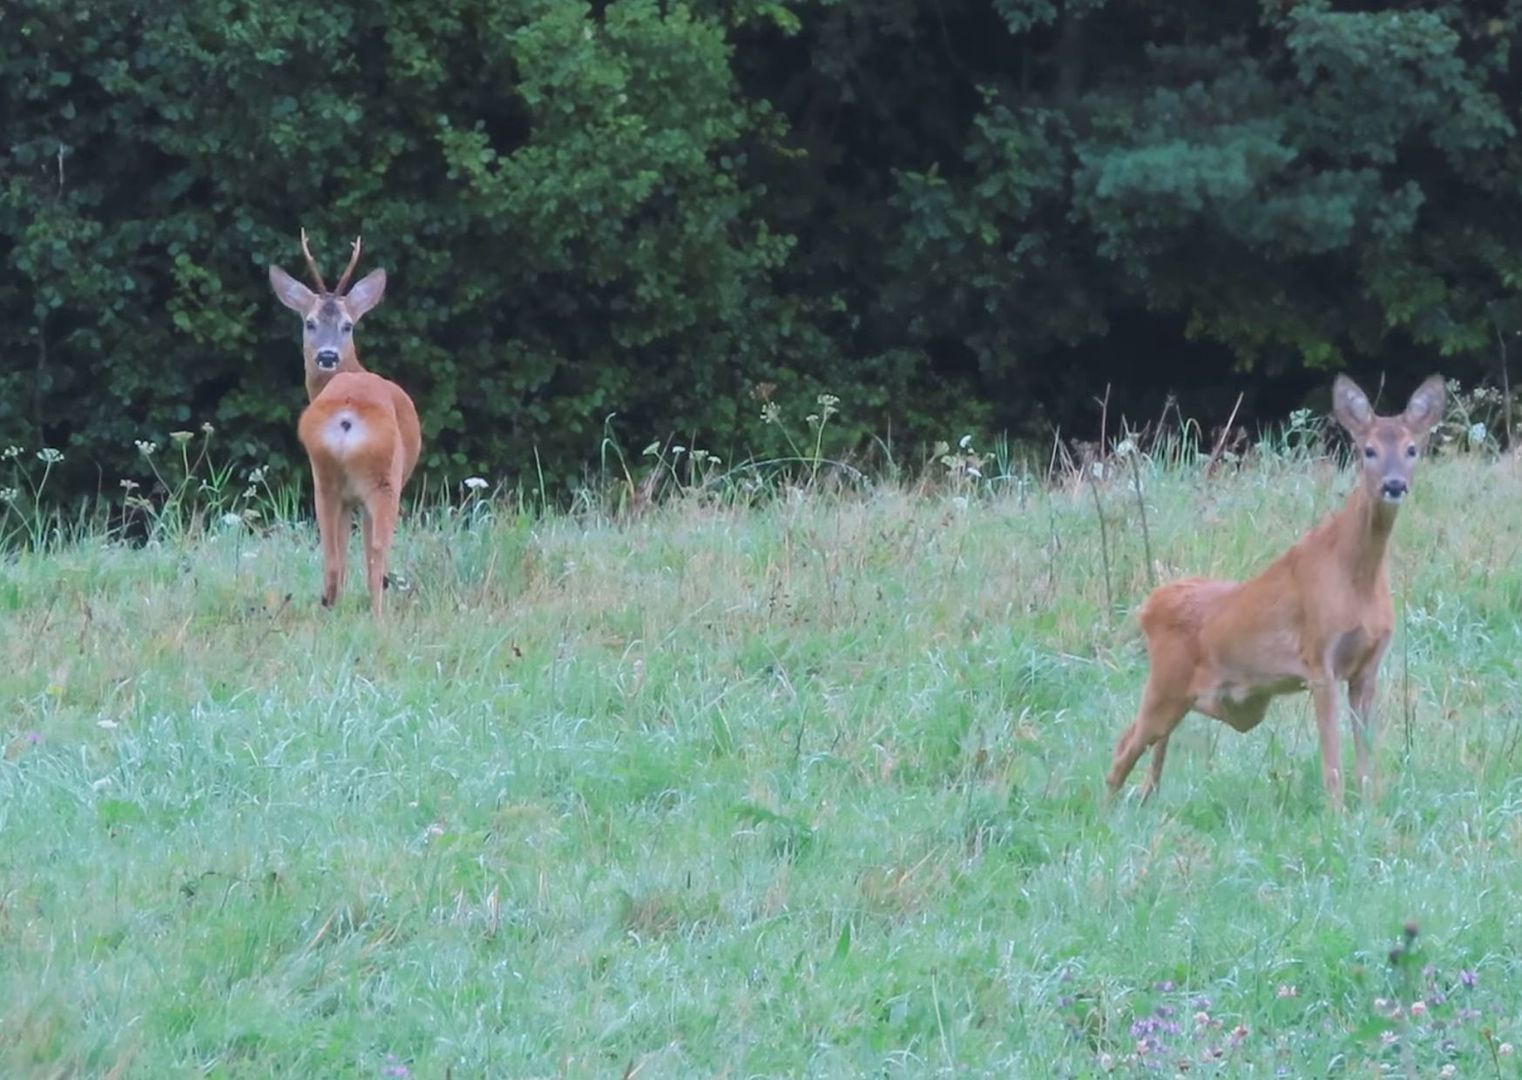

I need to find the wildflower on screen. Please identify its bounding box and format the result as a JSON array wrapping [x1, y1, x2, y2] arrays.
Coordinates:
[[671, 445, 686, 456], [1500, 1043, 1514, 1057], [1115, 438, 1136, 458], [805, 414, 819, 425], [248, 466, 267, 484], [169, 430, 194, 445], [221, 513, 243, 527], [382, 1055, 410, 1079], [1193, 1011, 1211, 1027], [1276, 985, 1299, 999], [462, 477, 488, 491], [36, 447, 63, 464], [1090, 461, 1105, 479], [1459, 969, 1477, 988], [959, 434, 973, 450], [201, 421, 215, 434], [26, 731, 40, 745], [2, 445, 20, 459], [119, 479, 138, 492], [1409, 1000, 1427, 1017], [1097, 1052, 1114, 1072], [1468, 422, 1487, 446], [134, 440, 157, 457], [817, 393, 839, 419], [760, 402, 781, 425], [1380, 1031, 1398, 1048], [0, 487, 17, 504], [1440, 1066, 1456, 1079], [641, 441, 661, 457]]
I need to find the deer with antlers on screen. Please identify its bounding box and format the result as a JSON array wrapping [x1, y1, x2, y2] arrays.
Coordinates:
[[269, 231, 422, 619], [1106, 374, 1445, 809]]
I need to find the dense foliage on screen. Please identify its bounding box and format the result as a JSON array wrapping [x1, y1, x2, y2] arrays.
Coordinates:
[[3, 0, 1521, 494]]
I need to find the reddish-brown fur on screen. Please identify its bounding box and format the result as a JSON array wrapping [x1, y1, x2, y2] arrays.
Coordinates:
[[1106, 374, 1445, 808], [270, 233, 422, 619]]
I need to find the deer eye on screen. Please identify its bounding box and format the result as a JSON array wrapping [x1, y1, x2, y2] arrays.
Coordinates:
[[1405, 444, 1417, 458], [1363, 446, 1376, 459], [304, 319, 317, 332], [341, 322, 353, 335]]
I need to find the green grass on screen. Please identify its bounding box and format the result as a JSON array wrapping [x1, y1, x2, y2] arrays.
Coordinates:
[[4, 448, 1522, 1077]]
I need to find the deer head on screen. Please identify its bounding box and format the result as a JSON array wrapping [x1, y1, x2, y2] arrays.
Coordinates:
[[269, 230, 387, 397], [1332, 374, 1445, 506]]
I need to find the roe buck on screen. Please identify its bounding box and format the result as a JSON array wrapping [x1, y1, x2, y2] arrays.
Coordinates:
[[1106, 374, 1445, 808], [269, 231, 421, 619]]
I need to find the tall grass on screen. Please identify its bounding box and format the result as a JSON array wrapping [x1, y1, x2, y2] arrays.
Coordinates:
[[2, 401, 1521, 1077]]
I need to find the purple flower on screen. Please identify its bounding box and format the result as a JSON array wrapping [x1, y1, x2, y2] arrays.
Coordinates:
[[1153, 980, 1176, 992], [1459, 969, 1478, 989], [381, 1055, 410, 1078], [26, 731, 40, 744]]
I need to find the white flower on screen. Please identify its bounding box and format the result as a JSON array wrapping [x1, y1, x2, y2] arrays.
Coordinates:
[[2, 445, 21, 460], [1468, 422, 1487, 446], [221, 513, 243, 527], [462, 477, 488, 491], [119, 479, 138, 492], [36, 447, 63, 464], [134, 440, 156, 457], [1500, 1043, 1514, 1057], [0, 488, 17, 504], [248, 466, 267, 484], [169, 430, 193, 445], [1090, 461, 1104, 479], [1408, 1000, 1426, 1017], [1115, 438, 1136, 458], [959, 434, 973, 450], [641, 441, 661, 457]]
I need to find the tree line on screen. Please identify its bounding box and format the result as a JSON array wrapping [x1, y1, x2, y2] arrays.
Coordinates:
[[3, 0, 1518, 496]]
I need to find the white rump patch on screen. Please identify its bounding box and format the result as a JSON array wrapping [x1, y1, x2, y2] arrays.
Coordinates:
[[319, 409, 368, 454]]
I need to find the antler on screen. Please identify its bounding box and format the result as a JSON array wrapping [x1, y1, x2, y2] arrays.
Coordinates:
[[298, 228, 328, 293], [334, 236, 363, 295]]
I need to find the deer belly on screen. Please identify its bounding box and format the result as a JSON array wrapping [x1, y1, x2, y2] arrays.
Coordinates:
[[1331, 628, 1376, 677]]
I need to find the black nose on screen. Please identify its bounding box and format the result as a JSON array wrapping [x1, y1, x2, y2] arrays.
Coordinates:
[[316, 349, 339, 368], [1382, 478, 1408, 498]]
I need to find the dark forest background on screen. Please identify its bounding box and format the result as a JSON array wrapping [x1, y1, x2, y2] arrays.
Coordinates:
[[4, 0, 1522, 495]]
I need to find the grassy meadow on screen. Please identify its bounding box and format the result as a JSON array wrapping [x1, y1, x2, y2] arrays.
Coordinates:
[[4, 427, 1522, 1077]]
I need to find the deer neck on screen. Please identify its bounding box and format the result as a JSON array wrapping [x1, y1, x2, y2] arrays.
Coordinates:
[[1328, 482, 1397, 591], [304, 351, 368, 402]]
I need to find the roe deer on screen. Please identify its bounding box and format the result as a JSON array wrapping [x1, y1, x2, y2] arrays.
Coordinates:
[[269, 231, 422, 619], [1106, 374, 1445, 808]]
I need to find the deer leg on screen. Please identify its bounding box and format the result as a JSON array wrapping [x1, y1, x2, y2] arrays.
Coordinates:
[[1311, 673, 1344, 810], [1348, 661, 1382, 800], [1140, 735, 1171, 803], [1108, 679, 1189, 801], [362, 487, 398, 620], [312, 473, 348, 608]]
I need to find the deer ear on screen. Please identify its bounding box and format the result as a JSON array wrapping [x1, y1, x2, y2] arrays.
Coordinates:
[[344, 268, 387, 321], [269, 266, 314, 313], [1332, 375, 1374, 437], [1403, 375, 1445, 436]]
